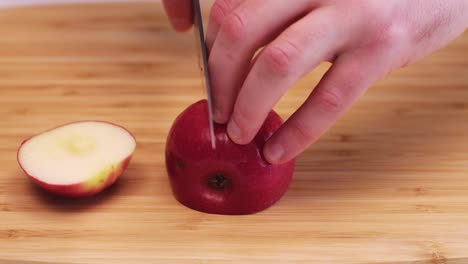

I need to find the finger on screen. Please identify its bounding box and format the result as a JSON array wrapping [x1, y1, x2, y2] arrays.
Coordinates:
[[162, 0, 193, 32], [263, 51, 389, 164], [226, 7, 346, 144], [209, 0, 313, 124], [206, 0, 245, 52]]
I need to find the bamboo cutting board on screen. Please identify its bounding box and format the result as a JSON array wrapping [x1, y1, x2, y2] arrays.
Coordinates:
[[0, 2, 467, 264]]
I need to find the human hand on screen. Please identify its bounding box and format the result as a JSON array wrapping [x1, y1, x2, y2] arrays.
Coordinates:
[[162, 0, 193, 32], [165, 0, 468, 164]]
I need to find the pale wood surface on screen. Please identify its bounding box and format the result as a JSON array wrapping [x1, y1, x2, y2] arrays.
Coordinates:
[[0, 2, 467, 264]]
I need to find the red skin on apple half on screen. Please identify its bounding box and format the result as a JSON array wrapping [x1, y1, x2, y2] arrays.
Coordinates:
[[19, 155, 132, 198], [17, 120, 136, 198], [165, 100, 295, 215]]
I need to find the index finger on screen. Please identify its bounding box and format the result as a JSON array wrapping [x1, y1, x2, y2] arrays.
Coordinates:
[[264, 51, 388, 164], [162, 0, 194, 32]]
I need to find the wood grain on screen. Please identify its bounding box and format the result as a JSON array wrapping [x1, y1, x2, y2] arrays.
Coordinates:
[[0, 2, 467, 264]]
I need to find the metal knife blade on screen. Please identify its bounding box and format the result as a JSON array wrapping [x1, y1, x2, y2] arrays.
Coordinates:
[[193, 0, 216, 149]]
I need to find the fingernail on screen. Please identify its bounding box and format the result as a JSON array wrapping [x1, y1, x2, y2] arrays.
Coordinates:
[[213, 108, 223, 124], [227, 119, 241, 142], [266, 143, 284, 163]]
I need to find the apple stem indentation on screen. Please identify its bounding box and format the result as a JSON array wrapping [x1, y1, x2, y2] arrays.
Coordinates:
[[208, 173, 230, 190], [176, 160, 184, 169]]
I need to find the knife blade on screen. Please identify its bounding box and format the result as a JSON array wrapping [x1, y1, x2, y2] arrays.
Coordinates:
[[193, 0, 216, 149]]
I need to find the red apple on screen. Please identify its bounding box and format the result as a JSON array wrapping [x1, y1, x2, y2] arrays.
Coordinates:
[[17, 121, 136, 197], [165, 100, 295, 215]]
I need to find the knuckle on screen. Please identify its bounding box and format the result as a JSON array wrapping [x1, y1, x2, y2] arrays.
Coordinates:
[[314, 89, 344, 114], [221, 10, 247, 42], [288, 118, 315, 144], [210, 0, 231, 27], [264, 40, 301, 76], [364, 13, 407, 49], [356, 2, 408, 49], [377, 22, 407, 48]]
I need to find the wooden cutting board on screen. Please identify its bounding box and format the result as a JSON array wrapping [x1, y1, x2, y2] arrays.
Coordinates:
[[0, 2, 467, 264]]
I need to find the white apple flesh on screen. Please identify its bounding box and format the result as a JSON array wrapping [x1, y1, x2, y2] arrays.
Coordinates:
[[17, 121, 136, 197]]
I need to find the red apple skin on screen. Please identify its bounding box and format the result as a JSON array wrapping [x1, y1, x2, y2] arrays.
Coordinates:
[[17, 120, 136, 198], [165, 100, 295, 215]]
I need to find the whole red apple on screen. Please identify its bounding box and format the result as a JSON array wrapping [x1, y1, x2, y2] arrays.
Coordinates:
[[165, 99, 295, 215]]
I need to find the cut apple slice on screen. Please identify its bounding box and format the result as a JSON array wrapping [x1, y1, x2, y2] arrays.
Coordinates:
[[17, 121, 136, 197]]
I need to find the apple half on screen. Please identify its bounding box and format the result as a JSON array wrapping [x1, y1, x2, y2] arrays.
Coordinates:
[[17, 121, 136, 197], [165, 100, 295, 215]]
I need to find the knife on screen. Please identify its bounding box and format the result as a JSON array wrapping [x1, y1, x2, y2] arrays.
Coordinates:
[[193, 0, 216, 149]]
